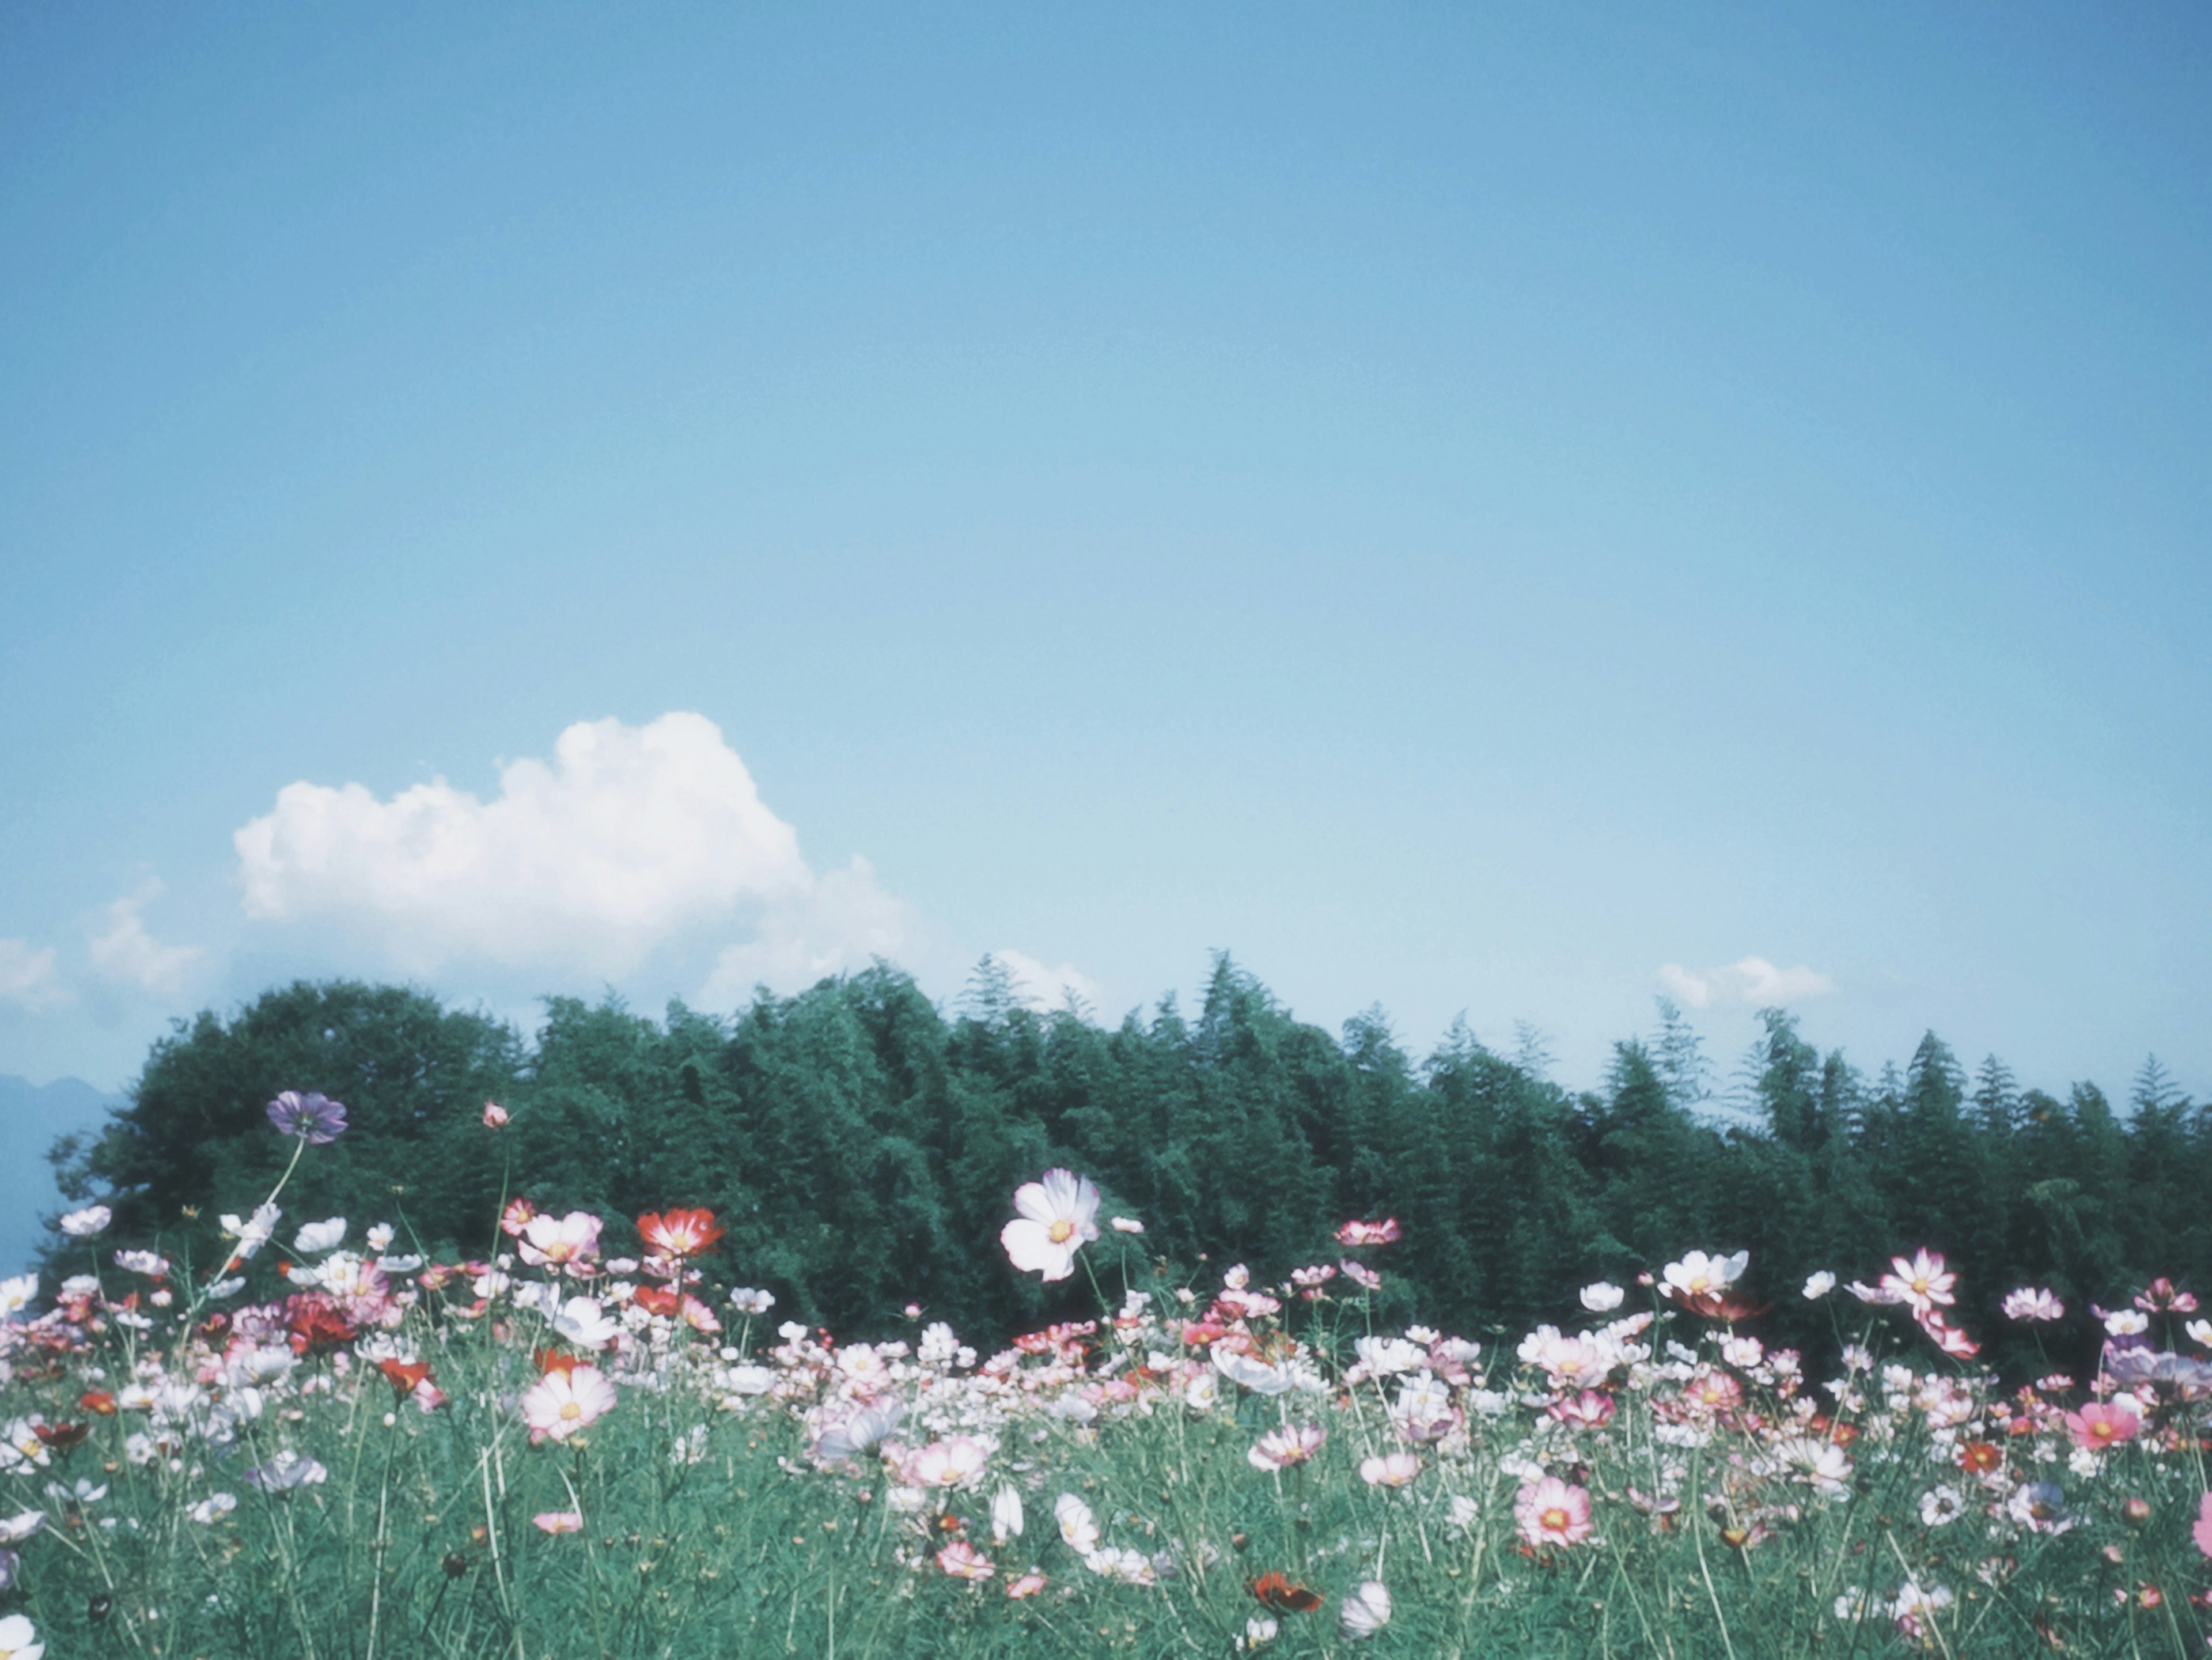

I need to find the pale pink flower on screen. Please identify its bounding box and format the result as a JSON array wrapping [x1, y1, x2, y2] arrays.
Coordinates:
[[999, 1170, 1100, 1282], [2063, 1400, 2140, 1453], [520, 1364, 618, 1443], [1359, 1452, 1421, 1487], [481, 1101, 510, 1129], [1335, 1218, 1401, 1247], [518, 1211, 604, 1273], [1006, 1571, 1047, 1598], [1515, 1476, 1594, 1547], [1054, 1493, 1099, 1553], [1880, 1249, 1956, 1311], [1547, 1389, 1616, 1430], [2193, 1493, 2212, 1559], [936, 1541, 994, 1580], [1339, 1261, 1382, 1292], [1248, 1424, 1325, 1472], [533, 1510, 583, 1534], [904, 1436, 991, 1491], [2002, 1287, 2065, 1322]]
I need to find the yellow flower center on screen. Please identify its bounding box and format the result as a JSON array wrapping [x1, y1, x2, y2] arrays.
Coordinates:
[[560, 1401, 582, 1420], [1541, 1507, 1569, 1533], [1047, 1219, 1074, 1244]]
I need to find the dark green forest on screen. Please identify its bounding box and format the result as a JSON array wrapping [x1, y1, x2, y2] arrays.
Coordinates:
[[51, 959, 2207, 1377]]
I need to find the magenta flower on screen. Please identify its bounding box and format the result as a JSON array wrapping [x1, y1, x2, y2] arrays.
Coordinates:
[[2063, 1400, 2141, 1453], [2193, 1492, 2212, 1559], [267, 1091, 347, 1144]]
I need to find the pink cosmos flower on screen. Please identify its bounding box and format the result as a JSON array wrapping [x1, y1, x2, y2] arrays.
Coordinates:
[[936, 1541, 994, 1580], [904, 1436, 991, 1491], [1358, 1452, 1421, 1487], [1515, 1476, 1594, 1548], [2002, 1287, 2065, 1322], [1006, 1571, 1048, 1599], [533, 1510, 583, 1534], [520, 1364, 618, 1443], [2135, 1278, 2198, 1314], [1915, 1309, 1981, 1359], [2193, 1493, 2212, 1559], [517, 1211, 604, 1273], [2064, 1400, 2141, 1453], [1880, 1249, 1956, 1311], [1248, 1425, 1325, 1472], [1339, 1261, 1382, 1292], [481, 1101, 510, 1129], [999, 1170, 1100, 1283], [1335, 1219, 1401, 1247], [1547, 1389, 1617, 1430]]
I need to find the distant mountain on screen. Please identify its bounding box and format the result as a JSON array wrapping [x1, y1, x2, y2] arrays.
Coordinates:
[[0, 1075, 121, 1276]]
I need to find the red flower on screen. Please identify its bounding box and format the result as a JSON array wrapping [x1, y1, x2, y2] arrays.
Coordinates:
[[637, 1208, 724, 1258], [1959, 1440, 2003, 1474], [283, 1292, 358, 1354], [33, 1421, 89, 1448], [631, 1286, 682, 1318], [535, 1348, 582, 1377], [1250, 1572, 1325, 1613], [378, 1360, 433, 1397], [78, 1391, 116, 1417]]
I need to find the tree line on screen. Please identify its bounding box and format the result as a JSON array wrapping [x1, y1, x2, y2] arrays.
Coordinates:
[[50, 958, 2207, 1377]]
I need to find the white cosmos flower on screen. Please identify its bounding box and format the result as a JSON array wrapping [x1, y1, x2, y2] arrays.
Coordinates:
[[1580, 1281, 1625, 1313], [221, 1203, 281, 1260], [58, 1205, 111, 1238], [1054, 1492, 1099, 1553], [0, 1613, 43, 1660], [1661, 1250, 1749, 1300], [553, 1298, 620, 1351], [991, 1485, 1025, 1544], [1803, 1271, 1838, 1299], [292, 1219, 347, 1255], [0, 1276, 34, 1318], [1340, 1580, 1392, 1639], [999, 1170, 1100, 1283]]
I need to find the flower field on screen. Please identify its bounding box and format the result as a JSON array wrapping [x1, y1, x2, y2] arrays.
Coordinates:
[[3, 1096, 2211, 1657]]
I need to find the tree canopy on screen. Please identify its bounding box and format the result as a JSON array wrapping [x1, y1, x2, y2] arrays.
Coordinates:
[[53, 962, 2207, 1375]]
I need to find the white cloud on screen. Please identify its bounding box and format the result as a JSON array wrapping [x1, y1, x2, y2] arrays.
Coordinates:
[[89, 879, 204, 997], [1659, 956, 1838, 1010], [234, 713, 906, 981], [992, 950, 1103, 1016], [694, 856, 912, 1005], [0, 938, 66, 1011]]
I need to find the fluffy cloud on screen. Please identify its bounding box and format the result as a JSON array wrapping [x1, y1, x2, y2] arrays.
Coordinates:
[[0, 939, 65, 1012], [234, 713, 906, 982], [992, 950, 1103, 1016], [694, 857, 911, 1005], [89, 880, 204, 996], [1659, 956, 1837, 1009]]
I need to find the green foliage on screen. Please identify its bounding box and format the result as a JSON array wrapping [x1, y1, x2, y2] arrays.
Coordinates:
[[51, 968, 2209, 1374]]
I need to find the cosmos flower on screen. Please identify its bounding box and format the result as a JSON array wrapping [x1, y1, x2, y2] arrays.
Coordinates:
[[57, 1205, 111, 1238], [2002, 1287, 2065, 1322], [1006, 1571, 1047, 1599], [533, 1511, 584, 1534], [1359, 1452, 1421, 1487], [292, 1218, 347, 1254], [1339, 1580, 1392, 1639], [1248, 1424, 1325, 1472], [1514, 1476, 1594, 1548], [1054, 1493, 1099, 1554], [991, 1485, 1024, 1544], [1880, 1250, 1956, 1311], [266, 1090, 347, 1144], [481, 1101, 510, 1129], [903, 1436, 991, 1491], [0, 1614, 42, 1660], [937, 1541, 995, 1580], [729, 1287, 776, 1314], [1661, 1251, 1748, 1301], [1335, 1219, 1401, 1247], [636, 1208, 724, 1260], [1579, 1282, 1624, 1313], [186, 1493, 239, 1525], [2063, 1401, 2140, 1453], [2194, 1493, 2212, 1559], [1802, 1271, 1838, 1299], [1000, 1170, 1100, 1283], [520, 1364, 618, 1443], [518, 1212, 604, 1273]]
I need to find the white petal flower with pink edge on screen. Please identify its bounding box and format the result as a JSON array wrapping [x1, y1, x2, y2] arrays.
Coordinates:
[[520, 1364, 618, 1442], [999, 1169, 1100, 1283], [1340, 1580, 1392, 1639]]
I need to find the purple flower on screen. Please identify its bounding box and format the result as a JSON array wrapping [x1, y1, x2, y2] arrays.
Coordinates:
[[266, 1090, 347, 1144]]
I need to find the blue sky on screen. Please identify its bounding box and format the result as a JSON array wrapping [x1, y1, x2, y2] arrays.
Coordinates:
[[2, 2, 2207, 1103]]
